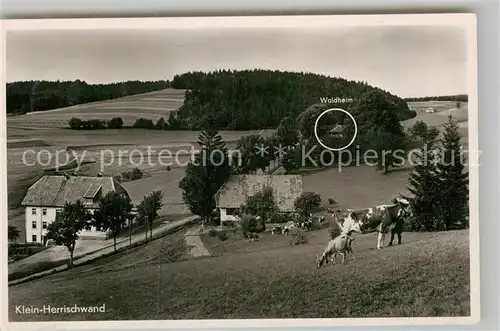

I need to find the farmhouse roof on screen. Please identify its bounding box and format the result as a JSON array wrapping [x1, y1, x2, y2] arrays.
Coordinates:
[[329, 124, 344, 133], [21, 175, 129, 208], [215, 175, 303, 212]]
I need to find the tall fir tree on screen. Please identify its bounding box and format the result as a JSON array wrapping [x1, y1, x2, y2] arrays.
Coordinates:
[[179, 130, 232, 225], [406, 125, 443, 231], [435, 115, 469, 230]]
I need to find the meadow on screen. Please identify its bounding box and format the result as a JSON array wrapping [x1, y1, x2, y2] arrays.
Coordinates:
[[8, 225, 470, 320]]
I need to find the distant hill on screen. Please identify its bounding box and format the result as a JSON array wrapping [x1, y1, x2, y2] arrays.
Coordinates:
[[171, 70, 415, 130], [6, 80, 171, 115]]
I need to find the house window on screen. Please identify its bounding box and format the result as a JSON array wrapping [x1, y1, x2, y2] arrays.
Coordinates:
[[42, 208, 47, 216], [32, 234, 37, 242], [31, 208, 36, 215], [42, 221, 47, 229], [32, 220, 37, 229]]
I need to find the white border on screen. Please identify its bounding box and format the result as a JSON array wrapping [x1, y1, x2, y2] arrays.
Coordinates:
[[0, 13, 479, 330]]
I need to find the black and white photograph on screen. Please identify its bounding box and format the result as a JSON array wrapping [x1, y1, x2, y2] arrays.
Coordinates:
[[1, 14, 479, 329]]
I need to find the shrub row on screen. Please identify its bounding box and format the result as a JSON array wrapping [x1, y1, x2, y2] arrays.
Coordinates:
[[68, 117, 123, 130]]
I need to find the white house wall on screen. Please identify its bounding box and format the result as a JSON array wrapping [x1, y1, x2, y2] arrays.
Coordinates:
[[25, 206, 106, 243]]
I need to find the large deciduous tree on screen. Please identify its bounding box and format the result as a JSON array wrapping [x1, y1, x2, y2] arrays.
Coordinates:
[[137, 190, 164, 241], [93, 192, 134, 251], [46, 200, 92, 268]]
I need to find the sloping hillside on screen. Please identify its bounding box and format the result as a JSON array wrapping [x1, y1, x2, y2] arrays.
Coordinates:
[[9, 228, 470, 321], [7, 88, 186, 129]]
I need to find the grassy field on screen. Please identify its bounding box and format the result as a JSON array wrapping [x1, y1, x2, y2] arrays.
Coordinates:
[[8, 226, 470, 320], [404, 101, 469, 147], [7, 88, 187, 129]]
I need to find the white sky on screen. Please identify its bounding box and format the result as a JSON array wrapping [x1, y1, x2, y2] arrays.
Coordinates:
[[6, 25, 467, 98]]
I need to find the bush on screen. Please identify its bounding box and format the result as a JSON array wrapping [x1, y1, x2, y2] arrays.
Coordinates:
[[133, 118, 155, 129], [239, 215, 265, 235], [113, 173, 123, 183], [108, 117, 124, 129], [290, 228, 307, 245], [270, 213, 295, 224], [208, 229, 217, 237], [130, 167, 143, 180], [68, 117, 82, 129], [294, 192, 322, 217], [328, 197, 336, 205]]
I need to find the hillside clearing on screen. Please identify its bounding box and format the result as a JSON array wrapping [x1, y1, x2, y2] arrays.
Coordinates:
[[8, 228, 470, 321]]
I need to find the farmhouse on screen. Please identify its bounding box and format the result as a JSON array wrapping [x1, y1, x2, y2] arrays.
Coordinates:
[[21, 174, 130, 244], [328, 124, 344, 138], [215, 175, 303, 223]]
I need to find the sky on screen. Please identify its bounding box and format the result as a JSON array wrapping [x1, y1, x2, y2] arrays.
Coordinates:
[[6, 25, 468, 98]]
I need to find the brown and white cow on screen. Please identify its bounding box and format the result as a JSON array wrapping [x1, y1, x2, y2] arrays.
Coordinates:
[[348, 197, 412, 249]]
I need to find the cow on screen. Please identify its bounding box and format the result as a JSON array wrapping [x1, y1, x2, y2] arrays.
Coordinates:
[[299, 219, 313, 231], [282, 221, 296, 235], [316, 214, 362, 268], [245, 232, 260, 242], [271, 226, 283, 235], [349, 197, 412, 250]]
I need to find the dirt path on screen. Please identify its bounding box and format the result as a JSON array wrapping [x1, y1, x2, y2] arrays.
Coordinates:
[[184, 226, 211, 257]]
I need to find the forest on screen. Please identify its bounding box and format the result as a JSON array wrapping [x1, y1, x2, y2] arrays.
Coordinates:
[[170, 70, 415, 130], [6, 80, 170, 114]]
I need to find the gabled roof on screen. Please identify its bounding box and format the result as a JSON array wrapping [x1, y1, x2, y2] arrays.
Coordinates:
[[329, 124, 344, 133], [215, 175, 303, 212], [21, 175, 129, 208]]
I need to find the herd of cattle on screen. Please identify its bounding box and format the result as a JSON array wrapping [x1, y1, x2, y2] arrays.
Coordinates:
[[242, 197, 413, 267]]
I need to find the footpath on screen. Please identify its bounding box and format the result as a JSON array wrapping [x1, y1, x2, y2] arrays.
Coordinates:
[[8, 215, 199, 286], [184, 226, 211, 257]]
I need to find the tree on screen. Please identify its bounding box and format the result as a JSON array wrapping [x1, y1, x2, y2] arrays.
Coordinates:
[[407, 120, 440, 148], [282, 146, 301, 172], [240, 186, 278, 222], [234, 134, 269, 174], [294, 192, 322, 219], [435, 115, 469, 230], [168, 111, 181, 129], [353, 90, 407, 174], [93, 192, 134, 251], [296, 103, 329, 139], [155, 117, 168, 130], [46, 200, 92, 268], [8, 225, 20, 243], [276, 116, 299, 148], [108, 117, 124, 129], [137, 190, 164, 241], [179, 130, 232, 225]]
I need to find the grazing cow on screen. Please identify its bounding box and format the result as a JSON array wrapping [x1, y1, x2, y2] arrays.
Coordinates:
[[316, 215, 362, 268], [245, 232, 260, 242], [349, 197, 412, 250], [271, 226, 283, 235], [282, 221, 296, 235], [299, 219, 313, 231]]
